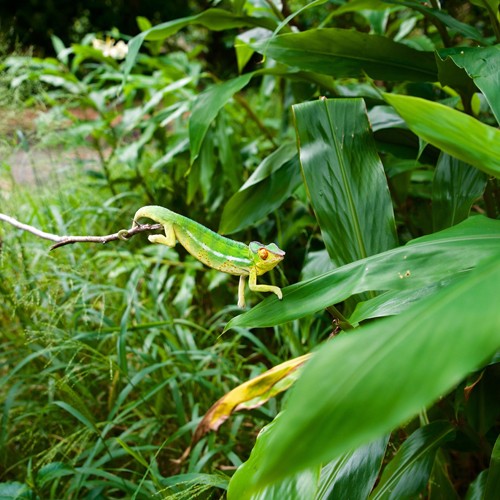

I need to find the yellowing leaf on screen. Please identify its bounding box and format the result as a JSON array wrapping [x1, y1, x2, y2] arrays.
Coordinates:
[[177, 354, 311, 463]]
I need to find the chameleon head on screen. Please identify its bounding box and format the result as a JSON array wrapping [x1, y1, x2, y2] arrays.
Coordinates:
[[249, 241, 285, 275]]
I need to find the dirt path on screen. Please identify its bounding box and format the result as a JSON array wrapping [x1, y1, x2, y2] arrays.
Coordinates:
[[0, 107, 101, 191]]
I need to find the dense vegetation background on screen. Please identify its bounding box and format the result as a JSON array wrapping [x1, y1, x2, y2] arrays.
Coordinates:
[[1, 0, 499, 498]]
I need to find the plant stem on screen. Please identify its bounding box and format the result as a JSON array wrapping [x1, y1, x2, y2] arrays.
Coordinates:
[[480, 0, 500, 42], [326, 305, 354, 332], [427, 0, 451, 47], [483, 178, 500, 219], [234, 94, 278, 147], [92, 136, 117, 196]]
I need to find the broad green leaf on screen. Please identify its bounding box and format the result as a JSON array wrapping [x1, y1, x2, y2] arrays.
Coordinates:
[[226, 216, 500, 330], [432, 153, 487, 231], [0, 482, 32, 498], [248, 257, 500, 489], [466, 470, 489, 500], [190, 72, 254, 164], [370, 422, 455, 499], [368, 104, 407, 132], [36, 462, 74, 487], [219, 146, 301, 234], [215, 111, 241, 192], [384, 93, 500, 177], [251, 29, 437, 82], [437, 46, 500, 124], [240, 143, 297, 188], [301, 249, 335, 281], [294, 98, 397, 266], [235, 28, 269, 73], [484, 434, 500, 500], [227, 413, 321, 500], [348, 279, 455, 324], [123, 9, 276, 81], [189, 125, 217, 204], [136, 16, 152, 32], [316, 436, 389, 499], [435, 51, 477, 109], [428, 451, 459, 500]]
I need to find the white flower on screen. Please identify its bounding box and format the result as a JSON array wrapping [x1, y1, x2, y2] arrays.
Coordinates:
[[92, 37, 128, 60]]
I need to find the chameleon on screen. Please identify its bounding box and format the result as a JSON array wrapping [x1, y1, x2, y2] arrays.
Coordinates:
[[128, 205, 285, 308]]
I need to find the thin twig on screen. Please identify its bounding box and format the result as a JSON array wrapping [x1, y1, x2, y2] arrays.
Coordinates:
[[49, 223, 162, 250], [0, 212, 161, 251]]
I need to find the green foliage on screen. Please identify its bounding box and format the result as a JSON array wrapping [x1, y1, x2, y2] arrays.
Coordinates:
[[1, 0, 499, 498]]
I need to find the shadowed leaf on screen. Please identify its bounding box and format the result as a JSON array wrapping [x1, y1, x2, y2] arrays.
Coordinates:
[[432, 153, 487, 231]]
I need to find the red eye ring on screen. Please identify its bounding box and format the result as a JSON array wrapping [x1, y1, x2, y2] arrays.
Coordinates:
[[258, 248, 269, 260]]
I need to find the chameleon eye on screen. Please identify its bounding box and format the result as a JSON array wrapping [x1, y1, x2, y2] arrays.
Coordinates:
[[258, 248, 269, 260]]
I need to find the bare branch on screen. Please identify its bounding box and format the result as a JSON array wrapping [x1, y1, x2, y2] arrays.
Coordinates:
[[0, 212, 162, 251], [49, 223, 162, 250], [0, 213, 61, 242]]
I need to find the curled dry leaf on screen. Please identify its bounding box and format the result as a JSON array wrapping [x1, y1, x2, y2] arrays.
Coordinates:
[[176, 353, 312, 464]]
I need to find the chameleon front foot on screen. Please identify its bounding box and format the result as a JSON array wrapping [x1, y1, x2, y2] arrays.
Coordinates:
[[247, 268, 283, 305]]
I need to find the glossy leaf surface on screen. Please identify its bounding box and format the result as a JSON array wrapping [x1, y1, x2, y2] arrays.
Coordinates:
[[485, 434, 500, 500], [370, 422, 455, 499], [227, 413, 320, 500], [252, 29, 437, 82], [348, 279, 455, 324], [227, 216, 500, 329], [437, 46, 500, 124], [294, 98, 397, 266], [384, 93, 500, 177], [246, 257, 500, 489], [316, 436, 389, 499]]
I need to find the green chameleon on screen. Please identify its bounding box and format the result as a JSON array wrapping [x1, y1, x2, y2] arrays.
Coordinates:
[[128, 205, 285, 308]]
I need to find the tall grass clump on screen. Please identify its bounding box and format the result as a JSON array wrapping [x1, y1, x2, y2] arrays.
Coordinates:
[[1, 1, 500, 498]]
